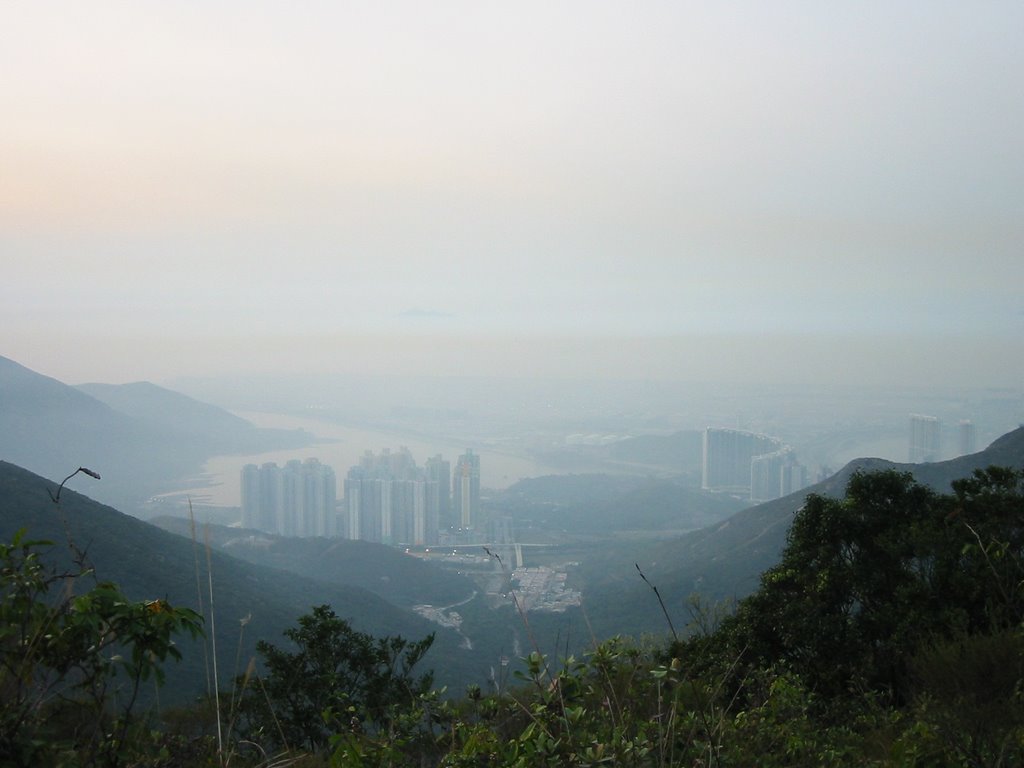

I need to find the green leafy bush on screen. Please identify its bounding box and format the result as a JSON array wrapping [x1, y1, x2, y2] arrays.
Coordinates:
[[233, 604, 435, 755], [0, 529, 202, 767]]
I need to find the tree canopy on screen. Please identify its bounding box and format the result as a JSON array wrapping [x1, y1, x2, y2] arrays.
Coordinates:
[[234, 604, 434, 753], [694, 467, 1024, 714]]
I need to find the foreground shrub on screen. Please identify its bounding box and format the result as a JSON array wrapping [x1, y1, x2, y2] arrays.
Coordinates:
[[0, 529, 202, 767]]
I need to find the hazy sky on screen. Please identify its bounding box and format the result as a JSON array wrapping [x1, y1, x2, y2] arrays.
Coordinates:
[[2, 2, 1022, 386]]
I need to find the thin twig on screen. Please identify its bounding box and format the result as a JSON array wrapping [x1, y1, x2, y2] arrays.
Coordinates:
[[963, 520, 1016, 608], [189, 500, 213, 698], [206, 525, 224, 764], [636, 563, 678, 642]]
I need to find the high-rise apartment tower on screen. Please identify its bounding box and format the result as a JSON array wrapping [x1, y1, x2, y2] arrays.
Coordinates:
[[453, 449, 480, 529], [909, 414, 941, 463]]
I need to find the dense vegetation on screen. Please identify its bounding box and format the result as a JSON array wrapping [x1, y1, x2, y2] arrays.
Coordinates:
[[3, 466, 1023, 765]]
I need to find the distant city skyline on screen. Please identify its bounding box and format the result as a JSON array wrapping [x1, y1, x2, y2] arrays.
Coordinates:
[[2, 3, 1022, 389]]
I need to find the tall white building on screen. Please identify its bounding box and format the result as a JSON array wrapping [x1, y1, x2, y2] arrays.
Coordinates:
[[425, 454, 451, 529], [909, 414, 941, 463], [453, 449, 480, 529], [703, 428, 804, 501], [240, 463, 262, 530], [958, 420, 977, 457], [239, 459, 336, 538], [342, 449, 441, 545], [780, 461, 809, 498], [751, 447, 807, 502]]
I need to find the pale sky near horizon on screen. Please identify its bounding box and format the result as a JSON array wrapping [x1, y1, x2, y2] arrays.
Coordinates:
[[2, 2, 1022, 387]]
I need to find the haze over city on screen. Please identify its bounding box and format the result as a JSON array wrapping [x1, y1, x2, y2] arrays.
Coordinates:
[[2, 1, 1022, 389], [6, 6, 1024, 762]]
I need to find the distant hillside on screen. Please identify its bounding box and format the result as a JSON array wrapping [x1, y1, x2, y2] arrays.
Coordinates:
[[152, 516, 476, 608], [491, 473, 749, 532], [528, 431, 705, 481], [0, 355, 308, 511], [576, 426, 1024, 639], [76, 381, 310, 455], [0, 460, 475, 701], [499, 474, 649, 508], [0, 355, 194, 508], [606, 430, 703, 473]]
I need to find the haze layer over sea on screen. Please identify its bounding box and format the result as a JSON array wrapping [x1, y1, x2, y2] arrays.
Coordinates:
[[159, 374, 1024, 516]]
